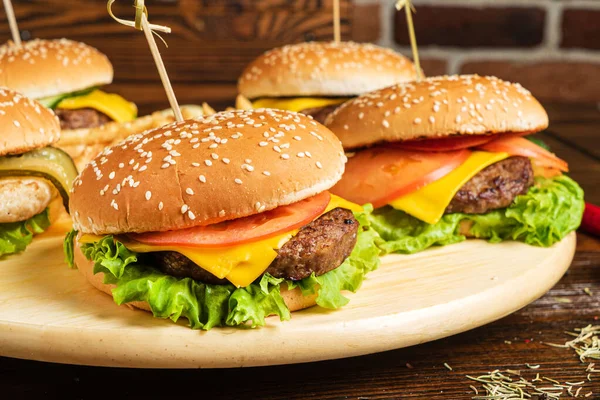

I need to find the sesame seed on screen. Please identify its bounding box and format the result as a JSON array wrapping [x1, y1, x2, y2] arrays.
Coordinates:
[[297, 152, 305, 158], [222, 158, 230, 164], [358, 112, 364, 119], [259, 141, 268, 147], [181, 205, 188, 214], [382, 120, 390, 128], [145, 191, 152, 200], [205, 160, 213, 166], [263, 171, 271, 176], [211, 153, 219, 160], [316, 161, 323, 169], [13, 120, 20, 127], [293, 136, 302, 141], [109, 171, 116, 179], [192, 162, 200, 167], [429, 116, 435, 123], [188, 211, 196, 220], [199, 175, 206, 183], [219, 210, 225, 217], [158, 202, 164, 211], [235, 178, 243, 184], [456, 115, 462, 123], [161, 163, 170, 169], [281, 154, 290, 160], [186, 188, 194, 195]]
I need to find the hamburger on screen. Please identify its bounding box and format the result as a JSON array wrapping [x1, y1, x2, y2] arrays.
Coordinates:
[[237, 41, 417, 124], [0, 87, 77, 257], [64, 108, 380, 330], [0, 39, 137, 166], [325, 74, 584, 254]]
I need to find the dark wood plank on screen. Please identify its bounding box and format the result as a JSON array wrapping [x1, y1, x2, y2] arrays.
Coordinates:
[[1, 0, 353, 83]]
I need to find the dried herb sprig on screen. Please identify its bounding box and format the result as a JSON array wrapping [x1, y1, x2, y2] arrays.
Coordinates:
[[544, 324, 600, 363]]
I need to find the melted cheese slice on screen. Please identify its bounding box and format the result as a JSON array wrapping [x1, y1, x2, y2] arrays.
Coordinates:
[[57, 90, 138, 123], [389, 151, 509, 225], [78, 194, 361, 288], [251, 97, 350, 112]]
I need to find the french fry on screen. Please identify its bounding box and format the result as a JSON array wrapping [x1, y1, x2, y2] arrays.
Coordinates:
[[202, 102, 216, 115], [236, 94, 253, 110]]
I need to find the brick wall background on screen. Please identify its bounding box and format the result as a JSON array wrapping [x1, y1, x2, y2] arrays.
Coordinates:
[[365, 0, 600, 104]]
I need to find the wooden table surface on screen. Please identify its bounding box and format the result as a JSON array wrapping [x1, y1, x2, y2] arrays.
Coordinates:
[[1, 102, 599, 399]]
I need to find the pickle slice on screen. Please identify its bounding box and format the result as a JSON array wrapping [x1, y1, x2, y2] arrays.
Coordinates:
[[0, 147, 78, 213]]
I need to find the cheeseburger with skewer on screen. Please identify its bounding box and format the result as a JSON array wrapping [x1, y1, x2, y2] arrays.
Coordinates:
[[64, 108, 380, 330], [237, 41, 417, 124]]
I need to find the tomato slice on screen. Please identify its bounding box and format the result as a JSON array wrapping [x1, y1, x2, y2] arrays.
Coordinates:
[[391, 131, 537, 152], [478, 134, 569, 172], [392, 135, 495, 152], [128, 191, 331, 248], [331, 147, 471, 208]]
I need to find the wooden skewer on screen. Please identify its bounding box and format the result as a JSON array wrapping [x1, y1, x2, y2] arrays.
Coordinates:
[[333, 0, 341, 43], [140, 12, 183, 122], [396, 0, 423, 81], [3, 0, 21, 47]]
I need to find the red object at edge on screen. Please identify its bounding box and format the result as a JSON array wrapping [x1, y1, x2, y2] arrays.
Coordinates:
[[580, 202, 600, 237]]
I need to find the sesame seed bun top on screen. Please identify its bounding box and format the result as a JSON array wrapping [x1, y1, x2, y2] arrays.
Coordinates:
[[238, 41, 417, 99], [0, 39, 113, 99], [0, 87, 61, 156], [70, 109, 346, 235], [325, 74, 549, 150]]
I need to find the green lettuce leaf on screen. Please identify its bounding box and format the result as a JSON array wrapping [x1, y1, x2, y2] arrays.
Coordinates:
[[69, 209, 381, 330], [63, 229, 78, 268], [369, 175, 584, 254], [0, 209, 50, 257]]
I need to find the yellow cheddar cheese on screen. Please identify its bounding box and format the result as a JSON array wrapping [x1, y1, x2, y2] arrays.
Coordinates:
[[57, 90, 137, 124], [78, 194, 361, 288], [251, 97, 350, 112], [389, 151, 509, 225]]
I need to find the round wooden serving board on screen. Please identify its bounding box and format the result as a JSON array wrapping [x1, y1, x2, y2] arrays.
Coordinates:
[[0, 231, 576, 369]]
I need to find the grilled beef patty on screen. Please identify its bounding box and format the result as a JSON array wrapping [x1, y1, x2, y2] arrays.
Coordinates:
[[445, 156, 534, 215], [55, 108, 112, 130], [299, 104, 341, 125], [152, 207, 359, 285]]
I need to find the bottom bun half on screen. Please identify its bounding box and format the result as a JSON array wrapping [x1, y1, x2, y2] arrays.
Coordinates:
[[73, 241, 318, 317]]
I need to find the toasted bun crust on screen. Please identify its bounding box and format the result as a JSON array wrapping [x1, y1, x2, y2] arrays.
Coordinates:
[[325, 74, 549, 149], [238, 41, 417, 99], [0, 88, 60, 156], [70, 109, 346, 235], [73, 242, 317, 315], [0, 39, 113, 99]]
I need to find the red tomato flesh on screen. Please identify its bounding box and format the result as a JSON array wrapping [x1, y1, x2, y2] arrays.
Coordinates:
[[391, 131, 537, 152], [330, 147, 471, 208], [128, 191, 331, 248], [477, 134, 569, 172], [392, 136, 495, 152]]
